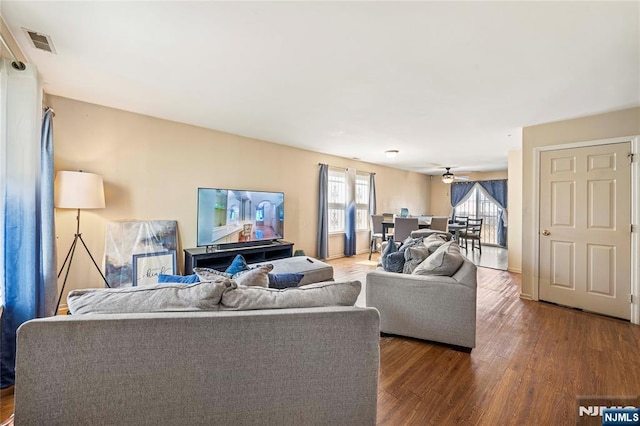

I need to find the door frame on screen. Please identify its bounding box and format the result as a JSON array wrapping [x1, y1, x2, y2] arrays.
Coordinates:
[[531, 135, 639, 324]]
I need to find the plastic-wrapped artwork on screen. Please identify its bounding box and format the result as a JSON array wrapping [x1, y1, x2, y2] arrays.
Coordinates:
[[104, 221, 178, 287]]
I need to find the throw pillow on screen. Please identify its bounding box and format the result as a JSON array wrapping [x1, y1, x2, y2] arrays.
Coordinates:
[[402, 244, 431, 274], [413, 241, 465, 276], [399, 236, 423, 251], [225, 254, 250, 275], [158, 274, 200, 284], [67, 280, 233, 314], [233, 264, 274, 287], [220, 280, 361, 311], [381, 237, 402, 272], [268, 273, 305, 289], [423, 233, 448, 255], [193, 267, 233, 281], [384, 251, 406, 273]]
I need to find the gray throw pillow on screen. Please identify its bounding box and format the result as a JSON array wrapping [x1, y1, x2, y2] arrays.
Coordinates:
[[423, 233, 448, 255], [399, 236, 424, 252], [67, 279, 232, 314], [403, 244, 431, 274], [220, 280, 361, 311], [193, 267, 233, 281], [412, 241, 465, 276], [233, 264, 274, 287]]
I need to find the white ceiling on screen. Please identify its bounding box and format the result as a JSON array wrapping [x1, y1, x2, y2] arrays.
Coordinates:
[[2, 1, 639, 175]]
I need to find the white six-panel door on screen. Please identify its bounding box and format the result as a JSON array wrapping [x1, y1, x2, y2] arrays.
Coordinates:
[[539, 142, 631, 320]]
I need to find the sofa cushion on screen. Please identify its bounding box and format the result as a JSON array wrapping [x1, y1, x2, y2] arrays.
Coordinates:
[[268, 273, 305, 289], [158, 273, 200, 284], [412, 241, 465, 276], [67, 279, 232, 314], [220, 280, 361, 311], [402, 244, 431, 274], [233, 264, 273, 287]]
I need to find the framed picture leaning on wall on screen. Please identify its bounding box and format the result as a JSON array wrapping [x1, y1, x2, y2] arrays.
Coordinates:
[[132, 250, 177, 286]]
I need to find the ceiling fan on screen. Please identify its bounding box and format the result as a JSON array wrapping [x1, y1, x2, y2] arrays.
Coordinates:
[[441, 167, 469, 184]]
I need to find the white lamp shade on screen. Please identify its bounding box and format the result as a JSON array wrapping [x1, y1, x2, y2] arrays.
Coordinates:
[[54, 171, 105, 209]]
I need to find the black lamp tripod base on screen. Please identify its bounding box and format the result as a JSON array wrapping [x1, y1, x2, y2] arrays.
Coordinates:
[[55, 209, 110, 314]]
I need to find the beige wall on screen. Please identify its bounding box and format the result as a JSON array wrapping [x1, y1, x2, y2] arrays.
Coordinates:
[[430, 170, 508, 217], [521, 107, 640, 298], [49, 95, 430, 301], [507, 150, 522, 273]]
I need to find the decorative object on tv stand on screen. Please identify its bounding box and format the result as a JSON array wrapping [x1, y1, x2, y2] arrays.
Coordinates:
[[54, 170, 109, 314]]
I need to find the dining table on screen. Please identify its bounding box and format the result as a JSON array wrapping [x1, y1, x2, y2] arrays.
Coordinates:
[[381, 219, 431, 241]]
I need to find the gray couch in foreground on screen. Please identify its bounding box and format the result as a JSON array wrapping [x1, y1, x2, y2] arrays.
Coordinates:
[[15, 307, 380, 425], [366, 257, 477, 349]]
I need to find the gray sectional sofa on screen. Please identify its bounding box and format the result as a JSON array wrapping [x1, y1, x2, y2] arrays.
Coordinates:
[[367, 239, 477, 349], [14, 277, 380, 425]]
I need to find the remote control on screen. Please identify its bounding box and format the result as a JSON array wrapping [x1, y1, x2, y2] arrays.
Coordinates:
[[306, 258, 313, 263]]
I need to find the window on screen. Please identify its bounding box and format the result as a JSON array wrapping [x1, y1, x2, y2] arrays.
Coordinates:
[[327, 168, 371, 233], [454, 187, 503, 246], [355, 173, 370, 231], [328, 168, 346, 233]]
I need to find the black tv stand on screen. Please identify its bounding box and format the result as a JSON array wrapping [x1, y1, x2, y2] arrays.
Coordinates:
[[184, 240, 294, 274]]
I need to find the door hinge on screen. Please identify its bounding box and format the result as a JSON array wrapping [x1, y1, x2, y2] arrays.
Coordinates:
[[631, 294, 634, 304], [632, 224, 636, 233], [628, 152, 635, 164]]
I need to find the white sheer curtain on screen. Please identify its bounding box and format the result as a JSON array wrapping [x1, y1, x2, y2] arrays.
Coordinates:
[[1, 58, 57, 388]]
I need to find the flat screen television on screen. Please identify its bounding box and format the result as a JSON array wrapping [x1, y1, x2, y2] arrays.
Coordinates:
[[197, 188, 284, 247]]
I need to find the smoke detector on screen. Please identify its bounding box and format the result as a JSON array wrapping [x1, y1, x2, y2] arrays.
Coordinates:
[[22, 28, 56, 54]]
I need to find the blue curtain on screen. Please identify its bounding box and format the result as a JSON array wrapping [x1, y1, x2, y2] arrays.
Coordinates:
[[478, 179, 508, 246], [316, 164, 329, 260], [344, 168, 356, 256], [369, 173, 376, 216], [1, 61, 57, 387], [450, 181, 476, 217]]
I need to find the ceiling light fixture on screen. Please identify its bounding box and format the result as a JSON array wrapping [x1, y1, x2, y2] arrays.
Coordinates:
[[442, 167, 455, 184], [385, 150, 399, 158]]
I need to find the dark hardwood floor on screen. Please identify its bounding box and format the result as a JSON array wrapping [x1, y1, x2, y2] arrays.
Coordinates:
[[329, 253, 640, 425], [2, 253, 638, 425]]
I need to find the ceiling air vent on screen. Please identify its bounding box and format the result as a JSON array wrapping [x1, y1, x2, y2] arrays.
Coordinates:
[[22, 28, 56, 54]]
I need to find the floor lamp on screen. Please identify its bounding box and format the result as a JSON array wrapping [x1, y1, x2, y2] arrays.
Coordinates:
[[54, 171, 110, 314]]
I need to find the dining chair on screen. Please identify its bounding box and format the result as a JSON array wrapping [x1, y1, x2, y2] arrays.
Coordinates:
[[429, 216, 449, 232], [453, 215, 468, 224], [459, 218, 483, 252], [369, 215, 385, 260], [393, 217, 419, 242]]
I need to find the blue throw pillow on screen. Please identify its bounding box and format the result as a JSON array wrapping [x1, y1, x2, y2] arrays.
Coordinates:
[[381, 237, 405, 273], [384, 251, 406, 273], [157, 274, 200, 284], [380, 237, 397, 265], [225, 255, 249, 275], [268, 273, 305, 289]]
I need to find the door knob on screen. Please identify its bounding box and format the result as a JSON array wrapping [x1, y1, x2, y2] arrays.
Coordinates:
[[542, 230, 550, 236]]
